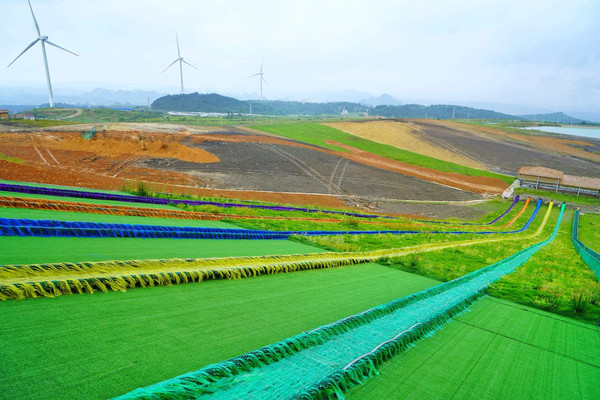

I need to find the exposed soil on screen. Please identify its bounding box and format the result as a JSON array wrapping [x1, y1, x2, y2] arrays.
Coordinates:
[[323, 141, 507, 194], [408, 119, 600, 177], [143, 139, 479, 201], [325, 120, 488, 170], [7, 119, 596, 218]]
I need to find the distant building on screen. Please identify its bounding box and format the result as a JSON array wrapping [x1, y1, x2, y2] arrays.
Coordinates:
[[0, 109, 9, 120], [518, 166, 600, 198], [13, 113, 35, 120]]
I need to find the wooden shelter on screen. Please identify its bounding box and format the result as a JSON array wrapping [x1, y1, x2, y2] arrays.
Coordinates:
[[518, 166, 563, 189], [0, 109, 9, 120], [518, 166, 600, 197]]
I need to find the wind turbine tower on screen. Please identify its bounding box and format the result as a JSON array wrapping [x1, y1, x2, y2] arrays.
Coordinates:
[[162, 34, 197, 94], [7, 0, 78, 108], [248, 58, 268, 100]]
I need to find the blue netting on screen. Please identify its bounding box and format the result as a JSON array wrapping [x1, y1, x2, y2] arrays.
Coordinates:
[[0, 199, 541, 240]]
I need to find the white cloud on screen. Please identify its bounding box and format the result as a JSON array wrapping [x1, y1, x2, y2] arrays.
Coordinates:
[[1, 0, 598, 110]]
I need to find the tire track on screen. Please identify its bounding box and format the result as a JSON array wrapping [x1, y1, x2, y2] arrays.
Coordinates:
[[328, 158, 344, 194], [258, 144, 346, 195]]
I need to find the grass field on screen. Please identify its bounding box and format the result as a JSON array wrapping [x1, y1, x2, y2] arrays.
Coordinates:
[[0, 207, 235, 229], [0, 263, 438, 400], [0, 179, 139, 196], [514, 187, 600, 207], [0, 236, 323, 265], [253, 123, 513, 184], [0, 190, 183, 210], [1, 181, 598, 399], [0, 154, 25, 165], [490, 211, 600, 321], [578, 212, 599, 252], [347, 296, 600, 400]]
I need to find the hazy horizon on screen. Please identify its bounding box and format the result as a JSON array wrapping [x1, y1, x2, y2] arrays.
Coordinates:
[[2, 0, 599, 113]]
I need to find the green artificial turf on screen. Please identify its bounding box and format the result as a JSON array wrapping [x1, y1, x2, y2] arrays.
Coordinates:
[[0, 236, 323, 265], [0, 190, 180, 210], [0, 179, 134, 196], [0, 263, 438, 400], [0, 207, 235, 229], [347, 296, 600, 400]]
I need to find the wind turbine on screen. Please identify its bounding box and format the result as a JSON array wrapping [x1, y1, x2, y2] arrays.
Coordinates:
[[162, 34, 197, 94], [248, 58, 268, 100], [7, 0, 78, 108]]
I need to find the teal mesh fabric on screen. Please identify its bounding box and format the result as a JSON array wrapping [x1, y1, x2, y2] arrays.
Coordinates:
[[115, 204, 565, 400], [572, 210, 600, 281]]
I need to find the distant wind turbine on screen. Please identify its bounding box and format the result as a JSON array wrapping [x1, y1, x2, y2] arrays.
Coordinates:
[[7, 0, 78, 108], [162, 34, 197, 94], [248, 58, 268, 100]]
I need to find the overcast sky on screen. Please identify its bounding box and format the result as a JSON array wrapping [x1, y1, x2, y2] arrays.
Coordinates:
[[1, 0, 599, 112]]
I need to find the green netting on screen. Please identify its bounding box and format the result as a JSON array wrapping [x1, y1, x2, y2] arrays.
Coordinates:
[[572, 210, 600, 281], [115, 203, 565, 400]]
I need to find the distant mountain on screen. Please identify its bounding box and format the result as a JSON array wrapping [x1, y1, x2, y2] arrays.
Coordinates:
[[518, 112, 583, 124], [369, 104, 522, 120], [564, 111, 600, 124], [360, 93, 402, 107], [151, 93, 520, 119], [150, 92, 592, 123], [0, 87, 165, 107], [74, 88, 165, 106], [152, 93, 280, 114], [0, 105, 35, 113]]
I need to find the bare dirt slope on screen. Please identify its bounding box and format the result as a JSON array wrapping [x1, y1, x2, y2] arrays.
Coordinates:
[[6, 120, 596, 217], [0, 123, 489, 216], [325, 120, 488, 170], [407, 119, 600, 176]]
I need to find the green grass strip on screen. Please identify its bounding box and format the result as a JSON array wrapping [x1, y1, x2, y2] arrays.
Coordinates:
[[572, 210, 600, 281], [253, 123, 513, 183], [0, 207, 234, 229], [0, 203, 555, 300]]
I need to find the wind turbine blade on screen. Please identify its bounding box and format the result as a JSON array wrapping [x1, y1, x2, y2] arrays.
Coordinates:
[[7, 38, 39, 67], [247, 73, 260, 78], [176, 33, 181, 58], [28, 0, 41, 36], [45, 40, 78, 57], [262, 76, 268, 86], [182, 60, 198, 69], [162, 59, 179, 73], [260, 57, 264, 73]]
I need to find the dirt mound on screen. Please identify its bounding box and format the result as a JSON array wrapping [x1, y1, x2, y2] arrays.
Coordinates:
[[1, 130, 219, 164]]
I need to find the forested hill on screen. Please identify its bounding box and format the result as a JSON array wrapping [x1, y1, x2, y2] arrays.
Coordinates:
[[371, 104, 520, 120], [151, 93, 367, 115], [151, 93, 582, 122]]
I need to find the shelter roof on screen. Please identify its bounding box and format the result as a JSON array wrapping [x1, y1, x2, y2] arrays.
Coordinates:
[[562, 175, 600, 190], [518, 166, 563, 180]]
